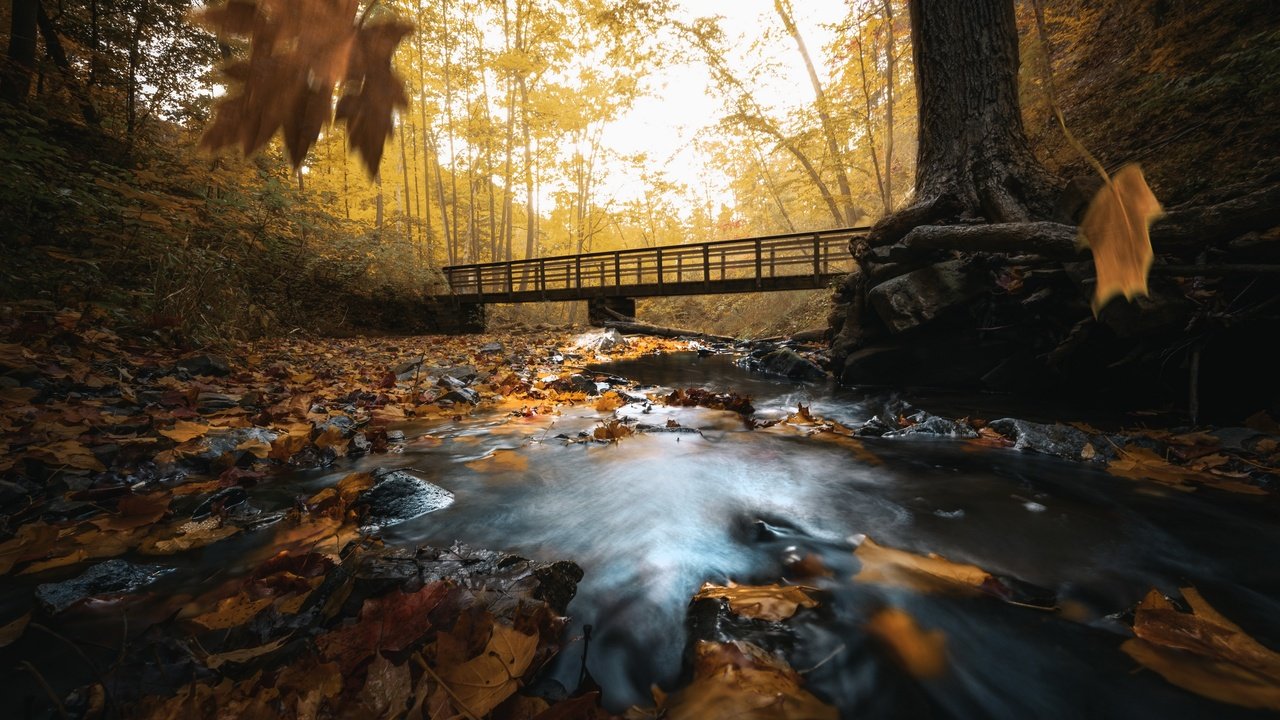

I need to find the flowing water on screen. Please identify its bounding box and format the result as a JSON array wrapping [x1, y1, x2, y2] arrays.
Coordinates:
[[5, 352, 1279, 718]]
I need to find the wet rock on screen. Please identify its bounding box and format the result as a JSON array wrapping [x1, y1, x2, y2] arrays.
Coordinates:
[[196, 392, 240, 410], [393, 356, 425, 377], [573, 328, 627, 353], [884, 415, 978, 439], [440, 387, 480, 405], [686, 596, 798, 658], [177, 353, 231, 377], [192, 427, 279, 463], [429, 365, 479, 384], [743, 348, 827, 382], [36, 559, 175, 613], [316, 414, 357, 437], [867, 259, 983, 334], [191, 486, 250, 521], [356, 470, 455, 531], [478, 341, 505, 354], [987, 418, 1100, 461]]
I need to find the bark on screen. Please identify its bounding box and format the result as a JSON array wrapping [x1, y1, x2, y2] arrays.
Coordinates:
[[35, 3, 101, 127], [908, 0, 1059, 222], [2, 0, 39, 104]]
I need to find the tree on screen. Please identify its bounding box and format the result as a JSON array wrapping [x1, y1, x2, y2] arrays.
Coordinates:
[[892, 0, 1059, 233], [1, 0, 39, 104]]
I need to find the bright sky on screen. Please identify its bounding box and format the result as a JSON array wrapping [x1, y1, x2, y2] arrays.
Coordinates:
[[596, 0, 840, 211]]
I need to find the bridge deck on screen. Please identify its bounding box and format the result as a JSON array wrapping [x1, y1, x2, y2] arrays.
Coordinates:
[[441, 227, 866, 303]]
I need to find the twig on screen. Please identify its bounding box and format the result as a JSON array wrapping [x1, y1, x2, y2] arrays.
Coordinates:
[[797, 643, 846, 675], [19, 661, 69, 720], [413, 655, 481, 720]]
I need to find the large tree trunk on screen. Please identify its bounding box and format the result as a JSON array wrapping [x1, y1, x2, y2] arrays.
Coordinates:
[[2, 0, 39, 104], [906, 0, 1058, 226]]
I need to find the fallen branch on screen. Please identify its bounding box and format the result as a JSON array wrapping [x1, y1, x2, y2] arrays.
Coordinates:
[[600, 321, 734, 343], [899, 221, 1078, 258]]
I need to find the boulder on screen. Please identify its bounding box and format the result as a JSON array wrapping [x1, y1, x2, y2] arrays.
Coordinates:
[[356, 470, 455, 531], [36, 559, 175, 613], [867, 259, 983, 334], [884, 415, 978, 439], [742, 348, 827, 382]]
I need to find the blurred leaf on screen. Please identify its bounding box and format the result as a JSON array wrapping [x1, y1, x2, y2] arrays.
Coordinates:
[[866, 607, 948, 678], [694, 582, 819, 622], [1078, 164, 1163, 314], [1122, 586, 1280, 710]]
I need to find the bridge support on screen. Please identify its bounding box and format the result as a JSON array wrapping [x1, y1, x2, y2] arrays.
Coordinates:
[[588, 297, 635, 326]]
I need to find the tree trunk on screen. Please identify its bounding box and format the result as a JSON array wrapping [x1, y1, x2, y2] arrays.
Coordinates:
[[2, 0, 39, 105], [907, 0, 1058, 225]]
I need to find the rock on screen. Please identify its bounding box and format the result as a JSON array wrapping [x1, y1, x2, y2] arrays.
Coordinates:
[[884, 415, 978, 439], [392, 356, 424, 377], [316, 414, 357, 437], [440, 387, 480, 405], [428, 365, 479, 384], [840, 345, 910, 386], [356, 471, 455, 531], [176, 354, 231, 377], [867, 259, 983, 333], [191, 486, 250, 521], [36, 559, 175, 613], [987, 418, 1100, 461], [478, 341, 505, 354], [192, 427, 279, 463], [196, 392, 240, 410], [744, 348, 827, 382], [573, 328, 627, 353]]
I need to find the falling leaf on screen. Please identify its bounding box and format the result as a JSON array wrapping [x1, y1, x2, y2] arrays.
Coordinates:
[[335, 21, 415, 174], [866, 607, 948, 678], [1078, 164, 1164, 314], [438, 623, 539, 718], [693, 582, 819, 622], [656, 640, 837, 720], [1122, 586, 1280, 710]]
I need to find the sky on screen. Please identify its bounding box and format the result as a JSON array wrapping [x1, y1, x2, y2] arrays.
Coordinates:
[[593, 0, 840, 211]]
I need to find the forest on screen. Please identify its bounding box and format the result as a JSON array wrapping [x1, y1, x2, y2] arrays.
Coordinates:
[[2, 0, 1279, 718]]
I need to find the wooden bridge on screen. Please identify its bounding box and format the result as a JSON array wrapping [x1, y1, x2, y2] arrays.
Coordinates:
[[438, 226, 866, 327]]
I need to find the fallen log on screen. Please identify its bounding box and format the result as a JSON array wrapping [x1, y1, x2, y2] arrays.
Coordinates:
[[600, 321, 735, 343]]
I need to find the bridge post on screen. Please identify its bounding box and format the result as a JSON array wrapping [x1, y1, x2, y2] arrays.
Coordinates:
[[813, 233, 821, 281], [588, 297, 634, 326], [703, 245, 710, 291], [755, 239, 762, 289]]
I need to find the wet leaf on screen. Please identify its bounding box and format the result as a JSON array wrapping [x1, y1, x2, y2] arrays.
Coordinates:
[[0, 612, 31, 647], [1122, 586, 1280, 710], [694, 582, 819, 622], [593, 420, 634, 441], [358, 653, 413, 719], [0, 523, 59, 575], [656, 640, 837, 720], [27, 439, 105, 471], [466, 449, 530, 473], [866, 607, 948, 678], [439, 623, 539, 718], [204, 637, 288, 669], [1078, 164, 1163, 314], [191, 593, 275, 631], [317, 581, 453, 672], [853, 536, 991, 593], [159, 420, 210, 443]]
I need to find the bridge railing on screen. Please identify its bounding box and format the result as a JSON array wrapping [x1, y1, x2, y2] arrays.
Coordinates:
[[442, 227, 865, 299]]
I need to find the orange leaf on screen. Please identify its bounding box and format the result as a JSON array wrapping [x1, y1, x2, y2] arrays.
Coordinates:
[[866, 607, 948, 678], [1078, 163, 1163, 314]]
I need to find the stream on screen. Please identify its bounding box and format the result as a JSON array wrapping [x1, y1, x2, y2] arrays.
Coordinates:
[[5, 351, 1280, 718]]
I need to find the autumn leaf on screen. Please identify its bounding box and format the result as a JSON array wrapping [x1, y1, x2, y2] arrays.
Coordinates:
[[656, 640, 837, 720], [853, 536, 991, 593], [594, 419, 634, 441], [335, 20, 415, 175], [0, 523, 59, 575], [1122, 587, 1280, 710], [1078, 163, 1164, 314], [204, 637, 289, 669], [0, 613, 31, 648], [438, 623, 539, 718], [159, 420, 210, 442], [693, 582, 819, 622], [27, 439, 105, 471], [317, 581, 454, 672], [866, 607, 948, 679]]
